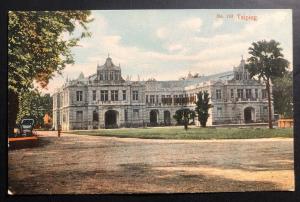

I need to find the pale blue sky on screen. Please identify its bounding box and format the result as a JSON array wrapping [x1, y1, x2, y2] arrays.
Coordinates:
[[42, 9, 292, 94]]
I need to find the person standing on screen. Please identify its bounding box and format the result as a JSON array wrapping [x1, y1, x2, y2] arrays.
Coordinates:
[[58, 124, 62, 137]]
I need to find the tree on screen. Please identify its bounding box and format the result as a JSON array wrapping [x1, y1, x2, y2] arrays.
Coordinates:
[[190, 110, 196, 124], [17, 91, 53, 128], [173, 108, 194, 130], [245, 40, 289, 129], [173, 110, 183, 125], [195, 91, 212, 127], [17, 90, 53, 128], [8, 11, 92, 133], [272, 71, 293, 118]]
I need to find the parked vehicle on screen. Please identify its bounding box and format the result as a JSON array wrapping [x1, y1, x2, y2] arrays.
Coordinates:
[[20, 118, 35, 136], [8, 118, 38, 149]]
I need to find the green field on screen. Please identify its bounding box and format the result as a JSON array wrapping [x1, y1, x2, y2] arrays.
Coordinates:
[[66, 126, 293, 140]]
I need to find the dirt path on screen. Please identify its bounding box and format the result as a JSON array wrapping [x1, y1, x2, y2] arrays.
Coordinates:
[[8, 131, 294, 194]]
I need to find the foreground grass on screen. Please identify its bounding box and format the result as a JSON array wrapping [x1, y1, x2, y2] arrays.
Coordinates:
[[66, 127, 293, 140]]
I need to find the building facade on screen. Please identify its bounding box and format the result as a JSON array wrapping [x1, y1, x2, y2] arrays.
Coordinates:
[[52, 56, 273, 130]]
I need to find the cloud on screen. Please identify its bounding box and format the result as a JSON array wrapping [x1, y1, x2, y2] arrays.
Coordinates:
[[41, 10, 292, 94], [102, 35, 122, 46], [180, 17, 203, 32], [156, 27, 169, 39], [213, 18, 223, 29], [166, 43, 185, 52]]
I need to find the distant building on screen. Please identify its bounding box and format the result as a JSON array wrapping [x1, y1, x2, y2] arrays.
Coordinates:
[[52, 56, 272, 130]]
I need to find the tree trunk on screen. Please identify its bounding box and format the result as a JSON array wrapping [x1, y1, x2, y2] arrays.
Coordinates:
[[184, 121, 188, 130], [266, 80, 273, 129], [8, 90, 19, 134]]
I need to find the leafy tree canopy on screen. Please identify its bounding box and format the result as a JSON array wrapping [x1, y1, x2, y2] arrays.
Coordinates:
[[245, 39, 289, 129], [17, 90, 53, 127], [8, 11, 93, 134], [173, 108, 194, 130], [195, 91, 212, 127], [273, 71, 293, 118], [245, 39, 289, 82], [8, 11, 93, 93]]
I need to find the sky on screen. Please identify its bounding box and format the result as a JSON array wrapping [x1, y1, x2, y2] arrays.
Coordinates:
[[41, 9, 292, 94]]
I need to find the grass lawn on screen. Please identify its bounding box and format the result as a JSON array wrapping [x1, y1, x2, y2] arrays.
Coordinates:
[[66, 126, 293, 140]]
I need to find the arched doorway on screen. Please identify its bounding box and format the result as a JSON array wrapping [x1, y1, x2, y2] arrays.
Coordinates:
[[164, 110, 171, 125], [244, 107, 255, 123], [105, 110, 118, 128], [150, 110, 159, 126]]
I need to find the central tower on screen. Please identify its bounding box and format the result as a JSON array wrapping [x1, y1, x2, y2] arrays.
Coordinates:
[[97, 56, 124, 83], [233, 56, 250, 80]]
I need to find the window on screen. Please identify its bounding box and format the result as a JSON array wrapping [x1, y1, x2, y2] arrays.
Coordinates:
[[63, 92, 66, 105], [237, 89, 243, 99], [167, 95, 172, 105], [262, 89, 267, 99], [76, 111, 83, 122], [111, 90, 118, 101], [246, 89, 252, 99], [60, 94, 63, 106], [235, 72, 240, 80], [156, 95, 159, 103], [150, 95, 155, 104], [263, 106, 268, 114], [100, 90, 108, 101], [100, 73, 103, 80], [231, 89, 234, 98], [255, 89, 258, 98], [217, 107, 222, 117], [146, 95, 149, 103], [133, 109, 139, 119], [124, 109, 128, 121], [93, 111, 98, 122], [104, 72, 108, 80], [122, 90, 126, 100], [66, 92, 68, 105], [92, 90, 96, 101], [63, 114, 66, 122], [216, 89, 222, 99], [174, 95, 178, 105], [161, 95, 165, 104], [76, 91, 83, 101], [133, 90, 138, 101], [110, 72, 114, 80]]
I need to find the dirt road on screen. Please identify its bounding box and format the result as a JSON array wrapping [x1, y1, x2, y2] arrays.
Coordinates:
[[8, 131, 294, 194]]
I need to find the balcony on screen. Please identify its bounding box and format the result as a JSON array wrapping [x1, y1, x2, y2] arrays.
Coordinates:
[[234, 97, 260, 102], [97, 100, 128, 105], [146, 103, 161, 106]]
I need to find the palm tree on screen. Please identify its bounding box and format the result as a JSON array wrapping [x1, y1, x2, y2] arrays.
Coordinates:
[[245, 40, 289, 129]]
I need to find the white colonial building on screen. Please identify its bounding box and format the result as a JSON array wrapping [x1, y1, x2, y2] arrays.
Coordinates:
[[52, 56, 273, 130]]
